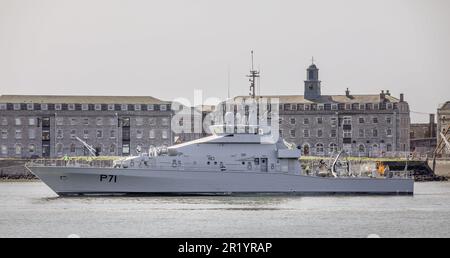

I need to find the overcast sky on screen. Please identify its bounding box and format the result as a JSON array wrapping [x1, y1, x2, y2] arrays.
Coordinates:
[[1, 0, 449, 122]]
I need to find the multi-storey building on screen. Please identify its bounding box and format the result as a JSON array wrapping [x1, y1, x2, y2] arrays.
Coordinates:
[[233, 63, 411, 157], [0, 95, 173, 158]]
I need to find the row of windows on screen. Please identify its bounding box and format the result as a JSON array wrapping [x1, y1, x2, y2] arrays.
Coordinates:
[[56, 129, 170, 140], [0, 103, 169, 112], [0, 144, 37, 155], [281, 102, 396, 111], [300, 143, 393, 154], [0, 117, 170, 127], [1, 129, 36, 139], [0, 117, 36, 126], [281, 116, 393, 126], [280, 128, 393, 138]]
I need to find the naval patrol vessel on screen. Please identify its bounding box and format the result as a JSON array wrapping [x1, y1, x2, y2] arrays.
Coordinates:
[[27, 123, 414, 196]]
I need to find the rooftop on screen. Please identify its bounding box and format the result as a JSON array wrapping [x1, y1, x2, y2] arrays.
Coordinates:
[[234, 94, 400, 104], [0, 95, 168, 105]]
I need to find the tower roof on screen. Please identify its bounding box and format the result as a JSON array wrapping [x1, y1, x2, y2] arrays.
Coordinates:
[[308, 64, 318, 70]]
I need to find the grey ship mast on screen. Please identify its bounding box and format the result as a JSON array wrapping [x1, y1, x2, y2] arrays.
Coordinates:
[[246, 50, 260, 99]]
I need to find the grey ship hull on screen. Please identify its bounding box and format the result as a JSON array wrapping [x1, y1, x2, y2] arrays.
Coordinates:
[[29, 166, 414, 196]]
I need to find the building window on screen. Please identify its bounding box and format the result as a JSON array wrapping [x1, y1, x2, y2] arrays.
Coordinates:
[[15, 118, 22, 126], [41, 104, 48, 110], [70, 118, 77, 126], [290, 130, 296, 138], [161, 118, 169, 126], [82, 104, 89, 111], [387, 144, 393, 152], [149, 129, 155, 139], [303, 118, 309, 125], [136, 129, 143, 139], [331, 104, 338, 110], [372, 117, 378, 124], [83, 118, 89, 125], [1, 129, 7, 139], [83, 130, 89, 139], [122, 144, 130, 155], [386, 117, 392, 124], [55, 104, 62, 110], [96, 118, 103, 126], [27, 103, 34, 110], [316, 143, 324, 155], [343, 117, 352, 125], [70, 129, 76, 139], [56, 143, 63, 155], [136, 117, 144, 126], [28, 117, 36, 126], [29, 144, 36, 154], [330, 117, 337, 127], [110, 130, 116, 139], [317, 129, 323, 138], [1, 145, 7, 155], [68, 104, 75, 110], [96, 130, 103, 138], [70, 143, 76, 153], [0, 104, 6, 110], [373, 129, 378, 137], [108, 104, 115, 111], [330, 129, 337, 138], [15, 144, 22, 155], [387, 103, 393, 109], [318, 104, 324, 111], [343, 131, 352, 139], [317, 117, 323, 124], [134, 104, 141, 111], [303, 129, 310, 138], [356, 129, 363, 138], [121, 104, 128, 111], [28, 129, 36, 139], [304, 104, 310, 111], [109, 144, 116, 154], [14, 104, 21, 110], [149, 118, 156, 125], [95, 104, 102, 111], [0, 117, 7, 126], [329, 143, 338, 153], [56, 129, 63, 139], [162, 130, 168, 139], [15, 129, 22, 139], [386, 128, 392, 137], [359, 104, 365, 110], [279, 130, 283, 137], [358, 144, 365, 154], [147, 104, 154, 111], [359, 117, 365, 124], [290, 118, 296, 125], [160, 105, 167, 111], [56, 117, 64, 126]]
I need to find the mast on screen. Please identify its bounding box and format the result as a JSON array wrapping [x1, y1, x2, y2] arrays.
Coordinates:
[[246, 50, 260, 99]]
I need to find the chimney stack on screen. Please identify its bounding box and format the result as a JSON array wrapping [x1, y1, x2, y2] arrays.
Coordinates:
[[386, 90, 390, 96], [345, 88, 350, 97], [429, 114, 436, 138], [400, 93, 404, 102], [380, 90, 385, 100]]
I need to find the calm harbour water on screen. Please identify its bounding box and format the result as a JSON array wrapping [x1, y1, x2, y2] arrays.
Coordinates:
[[0, 181, 449, 238]]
